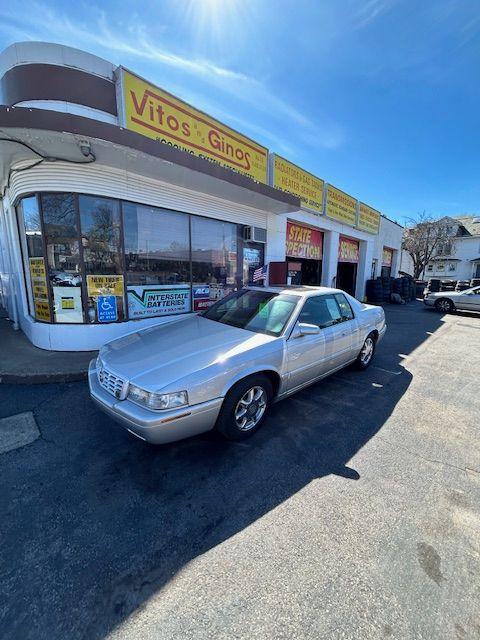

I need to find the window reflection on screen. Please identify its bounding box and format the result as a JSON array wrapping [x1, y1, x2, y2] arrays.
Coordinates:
[[42, 193, 84, 323], [79, 195, 125, 323], [191, 217, 237, 309]]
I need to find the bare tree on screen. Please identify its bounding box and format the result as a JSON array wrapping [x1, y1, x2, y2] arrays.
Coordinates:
[[402, 213, 455, 279]]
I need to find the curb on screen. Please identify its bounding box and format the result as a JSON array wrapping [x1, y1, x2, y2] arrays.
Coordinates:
[[0, 370, 89, 385]]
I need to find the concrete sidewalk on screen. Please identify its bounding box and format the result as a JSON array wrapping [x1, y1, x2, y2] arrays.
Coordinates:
[[0, 312, 95, 384]]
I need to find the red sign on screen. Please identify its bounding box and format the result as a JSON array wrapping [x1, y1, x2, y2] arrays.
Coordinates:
[[338, 237, 359, 263], [286, 222, 323, 260], [382, 247, 393, 267]]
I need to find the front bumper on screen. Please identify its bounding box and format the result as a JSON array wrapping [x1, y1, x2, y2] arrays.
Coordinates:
[[88, 361, 223, 444], [423, 297, 435, 307]]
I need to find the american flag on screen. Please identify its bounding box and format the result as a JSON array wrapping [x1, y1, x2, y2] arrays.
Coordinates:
[[253, 264, 268, 282]]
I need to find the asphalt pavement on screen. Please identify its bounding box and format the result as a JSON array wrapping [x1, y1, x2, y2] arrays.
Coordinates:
[[1, 302, 479, 640]]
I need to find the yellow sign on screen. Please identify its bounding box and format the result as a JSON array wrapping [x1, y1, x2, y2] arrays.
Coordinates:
[[358, 202, 380, 234], [61, 297, 75, 310], [87, 275, 124, 297], [29, 257, 46, 280], [32, 282, 48, 299], [34, 300, 51, 322], [325, 185, 357, 227], [272, 155, 324, 212], [121, 68, 268, 183]]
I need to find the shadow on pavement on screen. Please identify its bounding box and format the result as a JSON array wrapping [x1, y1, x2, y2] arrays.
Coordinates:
[[0, 302, 447, 640]]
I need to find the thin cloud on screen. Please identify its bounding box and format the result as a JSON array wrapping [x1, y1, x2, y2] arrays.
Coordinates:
[[0, 2, 345, 151], [352, 0, 396, 30]]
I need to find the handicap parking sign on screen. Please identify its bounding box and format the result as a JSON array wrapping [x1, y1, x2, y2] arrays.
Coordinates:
[[97, 295, 117, 323]]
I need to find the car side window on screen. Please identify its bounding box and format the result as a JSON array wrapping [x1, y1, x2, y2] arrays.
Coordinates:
[[298, 295, 342, 329], [334, 293, 354, 320]]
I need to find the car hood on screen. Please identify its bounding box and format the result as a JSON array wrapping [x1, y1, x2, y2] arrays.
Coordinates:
[[100, 314, 276, 390]]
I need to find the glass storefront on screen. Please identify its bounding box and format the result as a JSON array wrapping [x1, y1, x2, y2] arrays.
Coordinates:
[[18, 193, 260, 324]]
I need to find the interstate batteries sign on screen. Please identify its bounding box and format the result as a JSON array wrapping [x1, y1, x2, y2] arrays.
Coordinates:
[[127, 285, 191, 319], [272, 155, 324, 213], [118, 68, 268, 183]]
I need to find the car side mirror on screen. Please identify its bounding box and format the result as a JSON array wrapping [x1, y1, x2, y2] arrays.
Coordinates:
[[292, 322, 320, 338]]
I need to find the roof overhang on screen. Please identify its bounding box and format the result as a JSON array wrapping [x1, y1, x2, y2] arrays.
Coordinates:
[[0, 105, 300, 215]]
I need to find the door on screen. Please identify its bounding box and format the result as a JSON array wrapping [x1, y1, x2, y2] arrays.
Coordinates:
[[286, 294, 354, 391], [456, 287, 480, 311]]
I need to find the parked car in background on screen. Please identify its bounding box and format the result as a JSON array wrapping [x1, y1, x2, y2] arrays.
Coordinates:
[[423, 285, 480, 313], [89, 286, 386, 445]]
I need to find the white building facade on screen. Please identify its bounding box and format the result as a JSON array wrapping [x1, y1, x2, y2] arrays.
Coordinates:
[[0, 42, 403, 351]]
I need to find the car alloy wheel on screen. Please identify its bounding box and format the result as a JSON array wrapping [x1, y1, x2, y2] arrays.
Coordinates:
[[435, 298, 453, 313], [234, 386, 267, 431], [360, 337, 374, 365]]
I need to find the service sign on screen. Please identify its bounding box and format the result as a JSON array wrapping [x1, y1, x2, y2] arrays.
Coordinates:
[[119, 68, 268, 183], [338, 237, 360, 263], [325, 185, 357, 227], [286, 221, 323, 260], [272, 155, 324, 213], [127, 285, 191, 318], [29, 257, 47, 280], [358, 202, 381, 234], [34, 300, 51, 322], [87, 275, 124, 297]]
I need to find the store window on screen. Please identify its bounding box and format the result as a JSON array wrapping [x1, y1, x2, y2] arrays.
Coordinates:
[[191, 217, 237, 309], [79, 195, 125, 323], [123, 203, 191, 319], [243, 243, 264, 285], [18, 193, 242, 324], [42, 193, 84, 323], [19, 196, 51, 322]]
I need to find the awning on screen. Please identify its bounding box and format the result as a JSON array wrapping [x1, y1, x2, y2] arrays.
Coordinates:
[[0, 105, 301, 215]]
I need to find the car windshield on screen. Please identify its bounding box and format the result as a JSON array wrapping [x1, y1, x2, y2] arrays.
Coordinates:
[[202, 289, 298, 336]]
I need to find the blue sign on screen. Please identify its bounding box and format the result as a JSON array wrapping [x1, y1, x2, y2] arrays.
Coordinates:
[[97, 295, 117, 323]]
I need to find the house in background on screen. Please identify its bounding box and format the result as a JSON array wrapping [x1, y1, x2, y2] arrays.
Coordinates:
[[401, 215, 480, 281]]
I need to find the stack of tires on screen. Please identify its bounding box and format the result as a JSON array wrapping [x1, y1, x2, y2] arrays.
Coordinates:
[[415, 280, 427, 298], [366, 278, 384, 304], [470, 278, 480, 287], [366, 275, 415, 304], [440, 279, 457, 292], [455, 280, 471, 292], [424, 278, 441, 296]]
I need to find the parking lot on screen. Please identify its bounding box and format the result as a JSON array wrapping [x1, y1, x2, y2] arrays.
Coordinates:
[[1, 301, 479, 640]]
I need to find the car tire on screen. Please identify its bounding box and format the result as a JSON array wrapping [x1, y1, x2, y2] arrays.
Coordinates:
[[355, 333, 376, 370], [435, 298, 455, 313], [215, 375, 273, 441]]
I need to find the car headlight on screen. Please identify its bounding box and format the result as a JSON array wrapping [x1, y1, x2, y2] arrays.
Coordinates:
[[96, 354, 103, 371], [127, 385, 189, 411]]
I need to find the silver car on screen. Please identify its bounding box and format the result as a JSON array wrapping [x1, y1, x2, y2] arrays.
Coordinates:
[[423, 285, 480, 313], [89, 286, 386, 444]]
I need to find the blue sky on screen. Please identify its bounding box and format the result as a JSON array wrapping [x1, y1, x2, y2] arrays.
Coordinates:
[[0, 0, 478, 223]]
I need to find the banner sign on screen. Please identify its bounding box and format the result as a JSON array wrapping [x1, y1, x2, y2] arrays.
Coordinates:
[[119, 68, 268, 183], [286, 221, 323, 260], [325, 185, 357, 227], [338, 237, 360, 263], [272, 155, 324, 213], [382, 247, 393, 267], [358, 202, 381, 234], [29, 257, 51, 322], [127, 285, 191, 319], [87, 275, 124, 297]]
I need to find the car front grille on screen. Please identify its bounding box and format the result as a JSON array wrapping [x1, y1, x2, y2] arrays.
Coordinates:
[[97, 363, 128, 400]]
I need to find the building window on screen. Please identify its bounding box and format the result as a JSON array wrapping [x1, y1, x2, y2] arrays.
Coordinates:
[[41, 193, 84, 323], [448, 263, 456, 272], [426, 264, 433, 272], [437, 263, 445, 272], [18, 193, 242, 324], [191, 216, 238, 308], [123, 203, 191, 319], [18, 196, 51, 322], [79, 195, 125, 323]]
